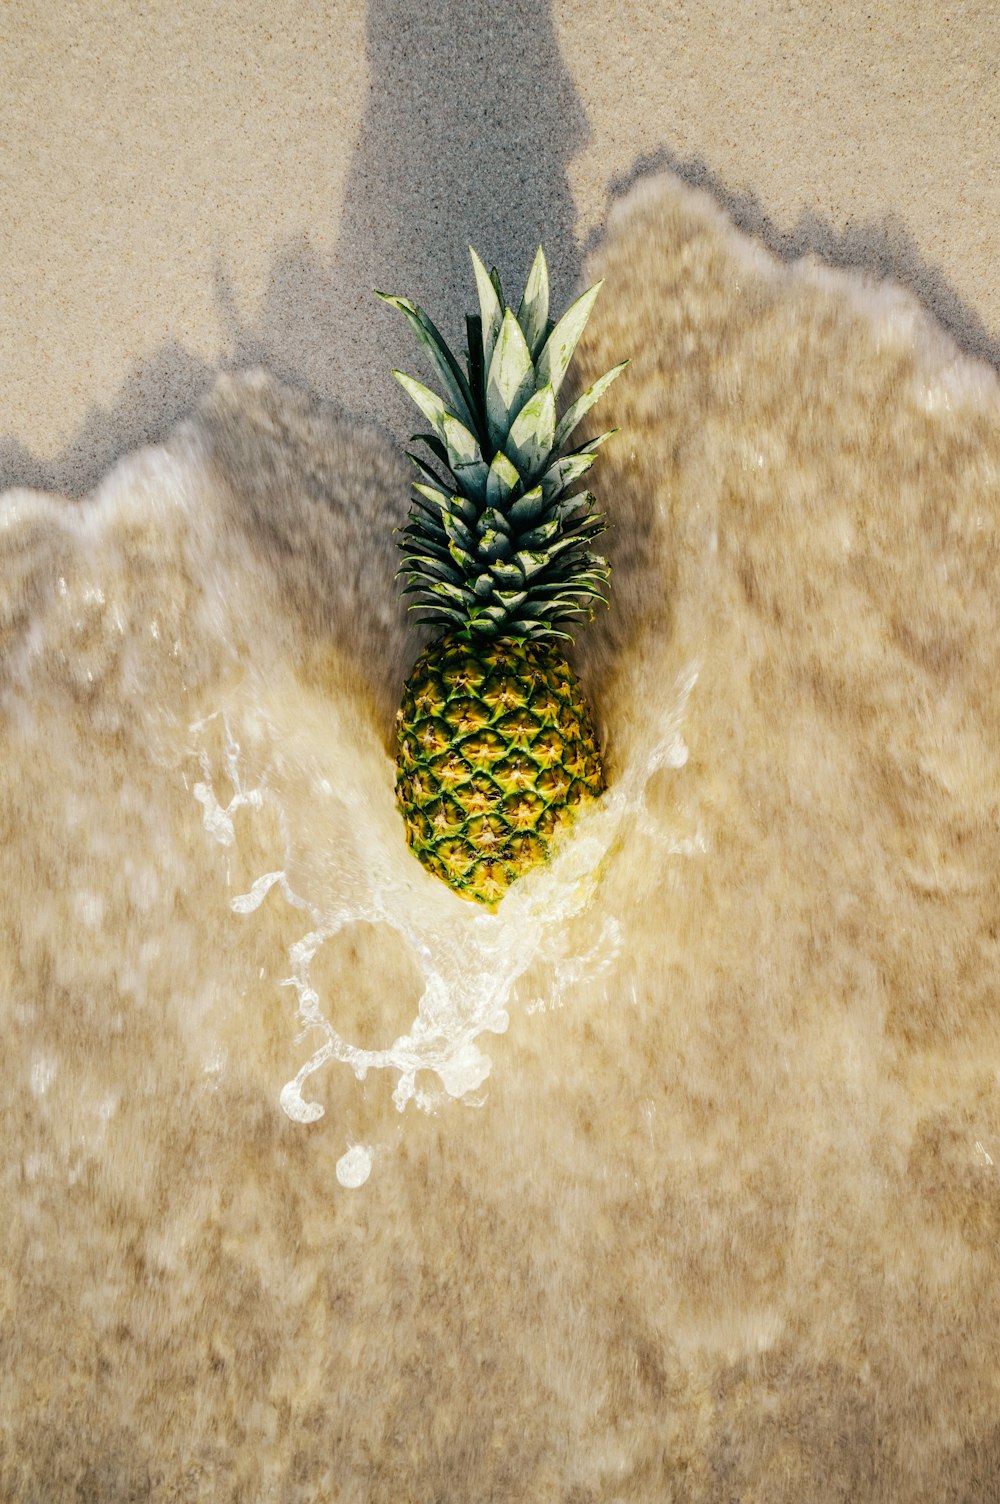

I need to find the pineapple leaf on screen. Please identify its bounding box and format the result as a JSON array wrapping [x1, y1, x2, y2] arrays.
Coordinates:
[[441, 415, 489, 504], [551, 489, 598, 521], [547, 529, 603, 564], [412, 432, 452, 473], [441, 412, 484, 469], [511, 549, 550, 579], [398, 551, 463, 584], [486, 448, 521, 507], [480, 606, 512, 626], [516, 246, 550, 359], [539, 452, 595, 501], [403, 512, 449, 545], [423, 579, 476, 605], [488, 560, 527, 587], [446, 492, 479, 527], [477, 506, 510, 536], [516, 516, 560, 550], [469, 247, 504, 376], [566, 427, 618, 458], [413, 611, 461, 627], [441, 511, 477, 552], [489, 266, 505, 307], [392, 371, 451, 435], [502, 620, 573, 641], [448, 541, 478, 573], [375, 292, 478, 434], [412, 481, 450, 512], [406, 449, 450, 491], [486, 310, 535, 450], [536, 281, 603, 397], [453, 461, 489, 506], [491, 587, 528, 611], [505, 384, 555, 481], [478, 529, 512, 562], [465, 314, 485, 408], [552, 361, 628, 449], [507, 486, 549, 525]]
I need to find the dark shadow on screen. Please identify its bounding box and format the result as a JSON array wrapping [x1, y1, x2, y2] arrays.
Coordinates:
[[1, 0, 589, 497], [598, 147, 1000, 372], [237, 0, 589, 441], [5, 26, 997, 504], [0, 343, 217, 498]]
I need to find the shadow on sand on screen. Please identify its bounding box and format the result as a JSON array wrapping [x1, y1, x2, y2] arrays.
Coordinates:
[[0, 0, 588, 500], [2, 12, 994, 523], [598, 145, 1000, 372]]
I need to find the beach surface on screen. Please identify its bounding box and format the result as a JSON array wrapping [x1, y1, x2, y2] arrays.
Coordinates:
[[2, 0, 997, 490], [3, 6, 1000, 1501]]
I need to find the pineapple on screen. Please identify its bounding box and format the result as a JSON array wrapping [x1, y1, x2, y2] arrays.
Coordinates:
[[377, 246, 627, 906]]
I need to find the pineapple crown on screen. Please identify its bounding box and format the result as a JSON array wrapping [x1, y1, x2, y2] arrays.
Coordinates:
[[376, 245, 627, 643]]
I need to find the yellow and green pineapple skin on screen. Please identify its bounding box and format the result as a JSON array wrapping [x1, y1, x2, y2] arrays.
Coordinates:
[[395, 634, 604, 906]]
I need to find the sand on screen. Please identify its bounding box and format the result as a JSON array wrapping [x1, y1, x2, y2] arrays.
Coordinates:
[[3, 4, 1000, 1500], [2, 0, 998, 492]]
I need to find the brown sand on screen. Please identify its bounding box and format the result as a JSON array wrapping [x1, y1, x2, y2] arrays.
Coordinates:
[[3, 168, 1000, 1498], [3, 5, 1000, 1500], [1, 0, 997, 491]]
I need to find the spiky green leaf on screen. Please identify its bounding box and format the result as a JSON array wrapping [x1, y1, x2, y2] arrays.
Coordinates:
[[375, 292, 478, 434], [507, 485, 548, 525], [511, 549, 550, 579], [412, 433, 452, 474], [567, 428, 618, 458], [477, 506, 510, 537], [466, 315, 485, 407], [440, 414, 488, 504], [491, 587, 529, 611], [502, 619, 574, 641], [489, 559, 527, 588], [441, 511, 477, 553], [486, 448, 521, 507], [539, 452, 596, 500], [516, 246, 550, 359], [485, 311, 535, 450], [399, 552, 463, 584], [517, 517, 560, 550], [552, 361, 628, 449], [441, 412, 483, 469], [477, 528, 512, 562], [505, 384, 555, 481], [536, 281, 603, 397], [423, 579, 476, 605], [453, 461, 489, 505], [393, 371, 451, 435], [412, 481, 450, 513], [470, 247, 504, 377], [407, 449, 450, 492]]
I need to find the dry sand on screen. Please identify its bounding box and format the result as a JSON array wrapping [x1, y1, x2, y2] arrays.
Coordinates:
[[2, 0, 998, 491]]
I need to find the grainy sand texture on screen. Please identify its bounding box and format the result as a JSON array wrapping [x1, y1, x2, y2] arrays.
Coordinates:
[[2, 1, 997, 490], [2, 4, 1000, 1501]]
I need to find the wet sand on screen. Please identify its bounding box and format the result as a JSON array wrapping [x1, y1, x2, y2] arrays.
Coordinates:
[[3, 5, 1000, 1500]]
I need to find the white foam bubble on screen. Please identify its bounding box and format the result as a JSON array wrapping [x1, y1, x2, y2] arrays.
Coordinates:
[[336, 1144, 373, 1189], [189, 663, 701, 1183]]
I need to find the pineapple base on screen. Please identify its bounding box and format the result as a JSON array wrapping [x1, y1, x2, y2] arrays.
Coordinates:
[[395, 635, 604, 906]]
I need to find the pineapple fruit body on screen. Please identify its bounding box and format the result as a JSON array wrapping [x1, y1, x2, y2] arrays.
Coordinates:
[[396, 634, 604, 906]]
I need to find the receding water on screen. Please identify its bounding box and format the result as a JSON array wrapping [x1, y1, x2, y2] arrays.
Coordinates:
[[5, 176, 1000, 1499], [0, 361, 701, 1190], [189, 663, 697, 1175]]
